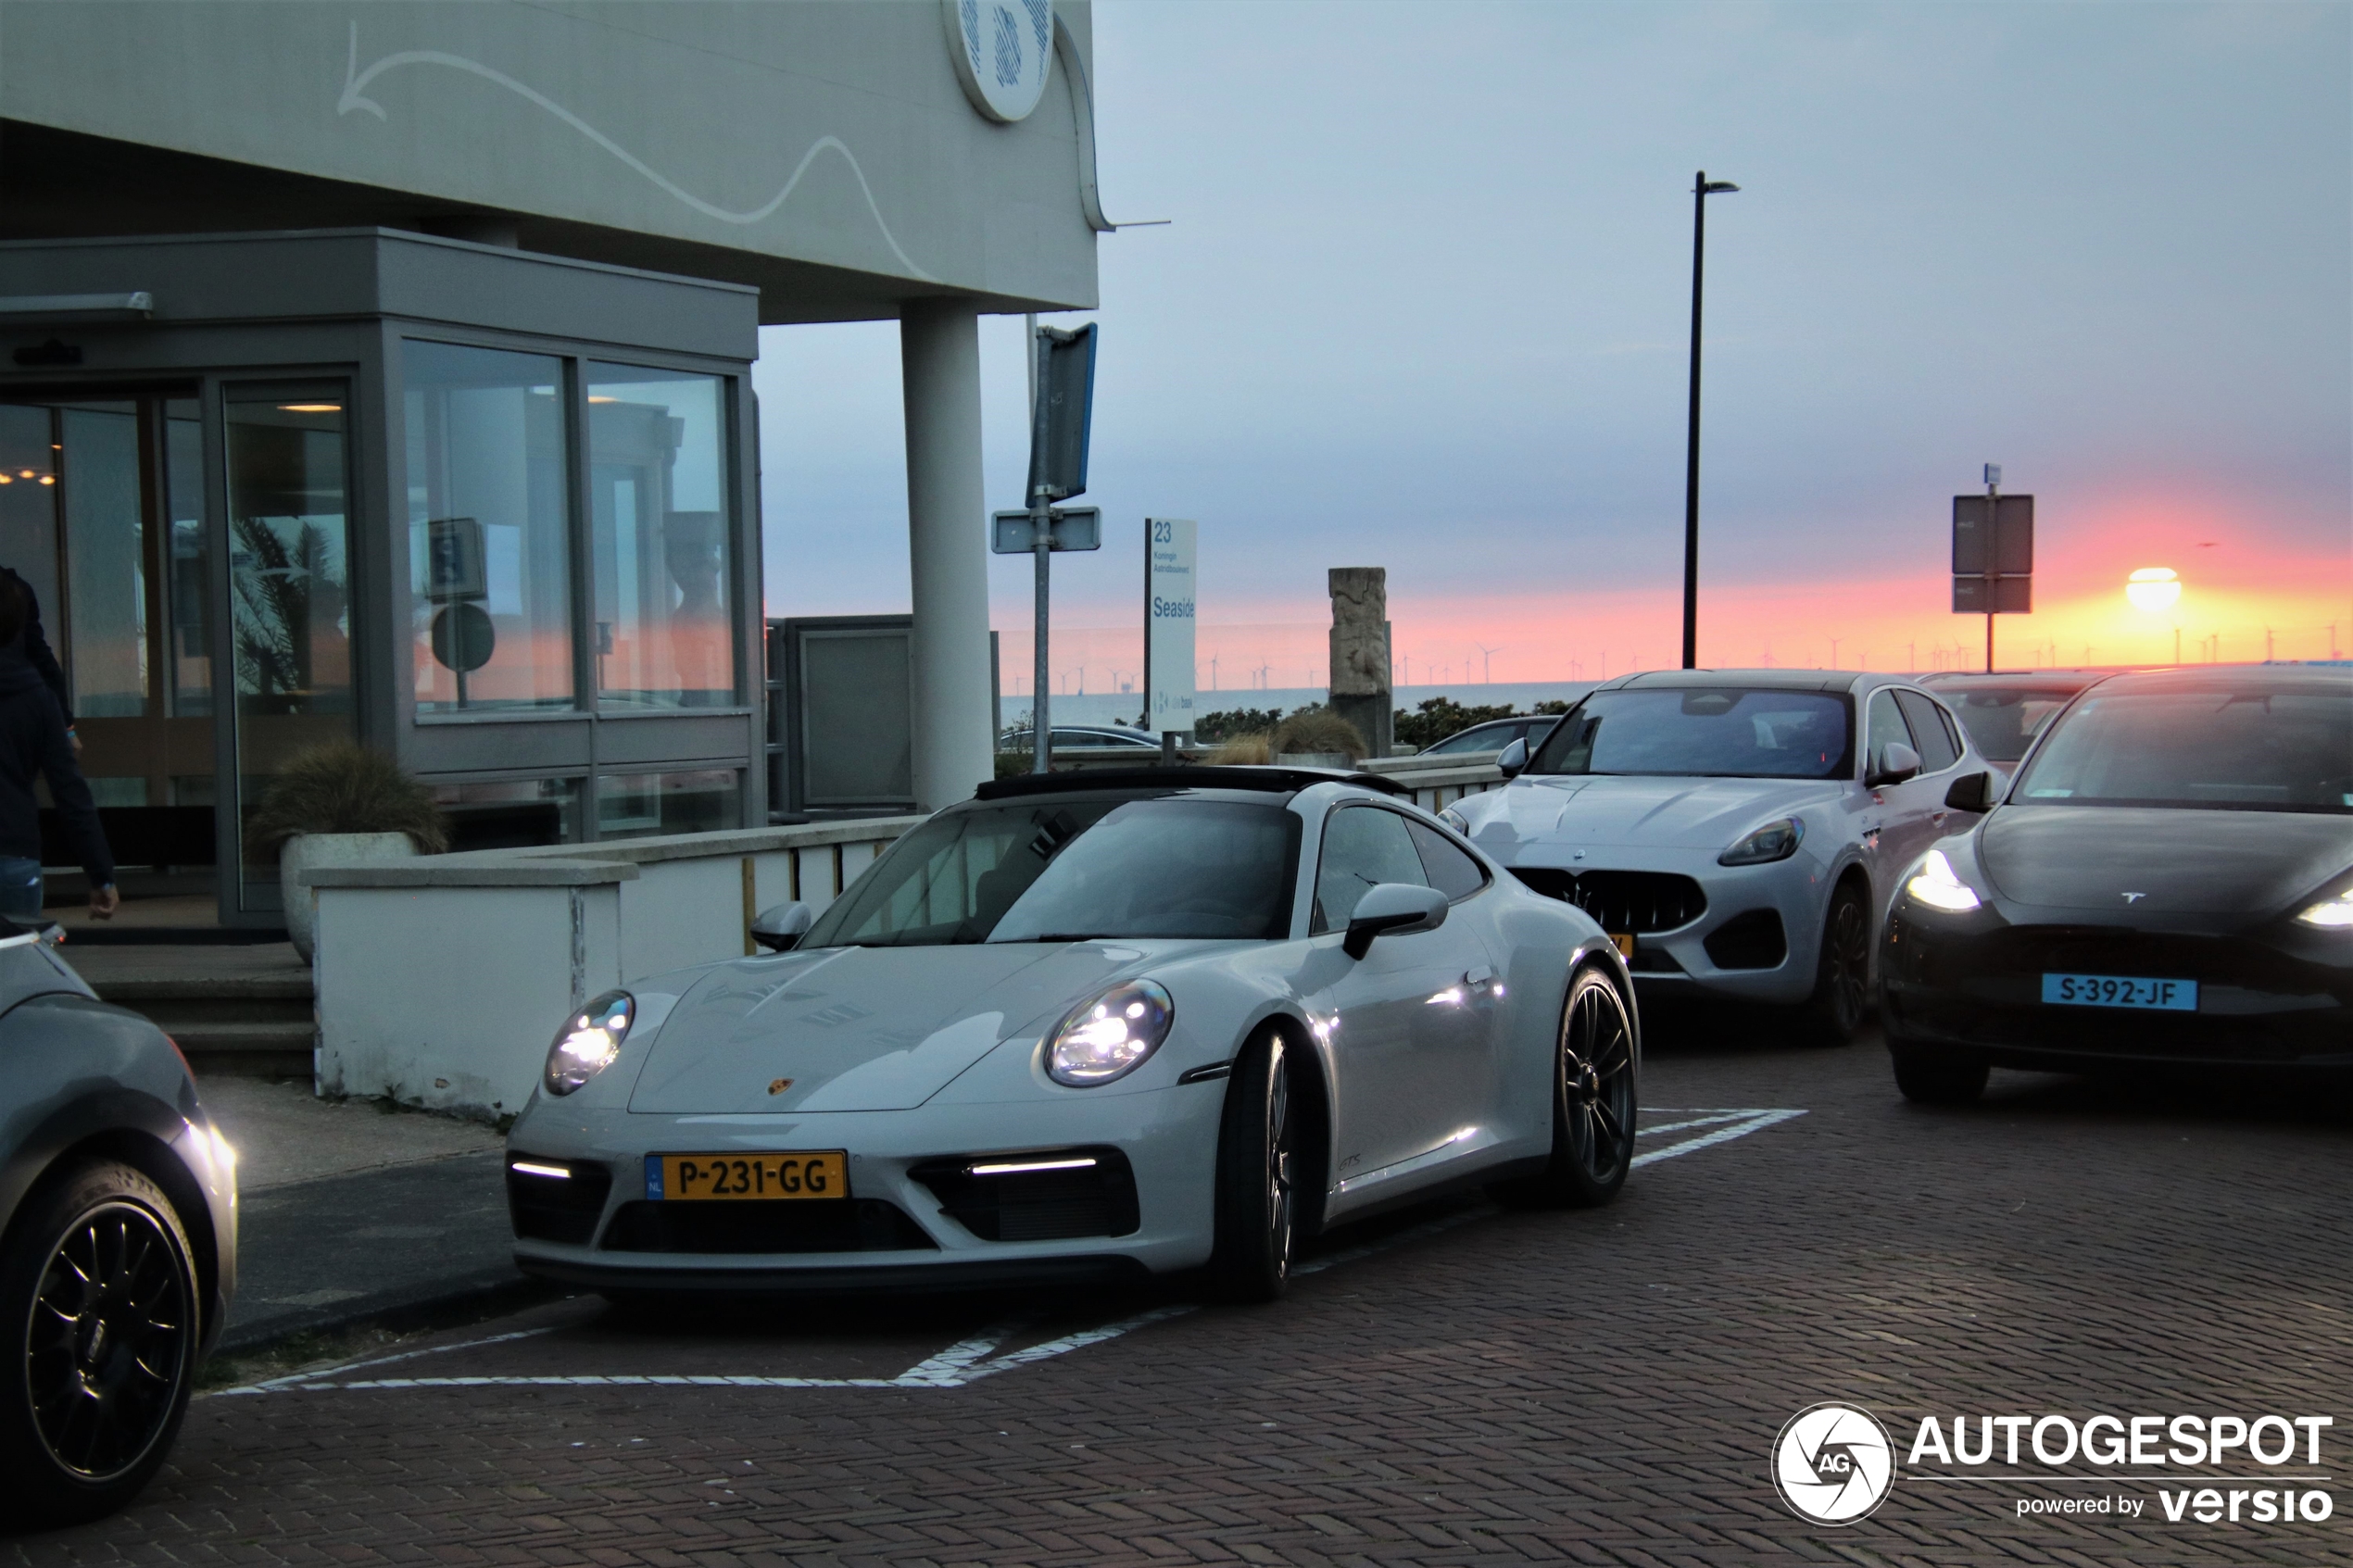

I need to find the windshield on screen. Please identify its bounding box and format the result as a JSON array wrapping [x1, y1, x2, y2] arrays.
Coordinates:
[[2011, 685, 2353, 812], [800, 796, 1302, 947], [1943, 685, 2085, 762], [1529, 689, 1854, 780]]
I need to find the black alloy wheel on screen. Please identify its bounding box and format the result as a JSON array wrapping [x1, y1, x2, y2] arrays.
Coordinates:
[[1206, 1030, 1298, 1303], [1803, 881, 1871, 1046], [0, 1160, 199, 1528], [1498, 966, 1638, 1208]]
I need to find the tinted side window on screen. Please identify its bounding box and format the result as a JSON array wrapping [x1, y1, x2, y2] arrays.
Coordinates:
[[1313, 807, 1428, 933], [1894, 690, 1960, 771], [1407, 819, 1488, 901], [1865, 688, 1916, 777]]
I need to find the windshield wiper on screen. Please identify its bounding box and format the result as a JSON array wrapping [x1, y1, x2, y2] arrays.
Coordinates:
[[1019, 933, 1113, 943]]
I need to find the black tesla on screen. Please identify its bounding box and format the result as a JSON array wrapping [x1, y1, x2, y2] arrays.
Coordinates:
[[1879, 664, 2353, 1103]]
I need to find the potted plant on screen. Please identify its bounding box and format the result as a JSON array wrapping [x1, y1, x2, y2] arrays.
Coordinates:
[[1268, 707, 1369, 768], [246, 742, 448, 960]]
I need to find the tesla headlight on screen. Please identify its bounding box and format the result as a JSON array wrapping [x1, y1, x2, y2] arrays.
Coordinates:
[[544, 990, 634, 1096], [1904, 850, 1983, 913], [1719, 817, 1804, 866], [1439, 807, 1470, 834], [2296, 888, 2353, 929], [1045, 979, 1174, 1086]]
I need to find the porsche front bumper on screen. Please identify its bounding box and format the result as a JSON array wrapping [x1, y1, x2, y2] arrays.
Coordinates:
[[504, 1079, 1230, 1290]]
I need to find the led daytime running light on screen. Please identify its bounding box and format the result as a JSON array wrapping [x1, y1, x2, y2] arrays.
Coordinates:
[[2296, 890, 2353, 929], [1905, 850, 1982, 913]]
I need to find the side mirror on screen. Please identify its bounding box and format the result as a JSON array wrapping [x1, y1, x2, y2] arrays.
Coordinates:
[[1868, 740, 1921, 788], [749, 901, 814, 953], [1944, 771, 1997, 812], [1497, 736, 1529, 778], [1342, 883, 1449, 960]]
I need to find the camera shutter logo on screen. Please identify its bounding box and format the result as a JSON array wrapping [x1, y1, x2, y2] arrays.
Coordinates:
[[1772, 1403, 1896, 1524]]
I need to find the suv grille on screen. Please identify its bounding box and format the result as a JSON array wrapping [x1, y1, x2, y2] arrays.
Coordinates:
[[1511, 868, 1708, 933]]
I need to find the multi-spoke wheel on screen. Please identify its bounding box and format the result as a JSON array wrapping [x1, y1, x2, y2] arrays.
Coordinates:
[[1206, 1030, 1298, 1302], [0, 1160, 198, 1529], [1802, 881, 1871, 1046], [1498, 966, 1639, 1208]]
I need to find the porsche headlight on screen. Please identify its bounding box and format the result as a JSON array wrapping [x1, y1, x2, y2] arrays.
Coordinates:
[[1045, 980, 1174, 1086], [1439, 807, 1470, 835], [1904, 850, 1983, 913], [2296, 887, 2353, 929], [544, 990, 634, 1097], [1719, 817, 1804, 866]]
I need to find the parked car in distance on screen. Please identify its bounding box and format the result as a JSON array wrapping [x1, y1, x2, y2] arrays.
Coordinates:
[[1000, 725, 1162, 752], [0, 922, 237, 1529], [1443, 671, 1986, 1044], [1921, 671, 2104, 773], [1419, 715, 1564, 758], [1881, 664, 2353, 1103], [505, 765, 1639, 1306]]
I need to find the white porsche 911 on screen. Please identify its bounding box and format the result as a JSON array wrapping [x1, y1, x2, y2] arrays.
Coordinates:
[[503, 767, 1638, 1303], [1446, 671, 1991, 1044]]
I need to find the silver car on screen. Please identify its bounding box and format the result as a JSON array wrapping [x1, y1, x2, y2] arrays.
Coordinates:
[[505, 766, 1639, 1305], [1444, 671, 1989, 1043], [0, 923, 237, 1528]]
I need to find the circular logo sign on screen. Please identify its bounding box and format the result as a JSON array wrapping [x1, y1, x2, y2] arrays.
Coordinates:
[[943, 0, 1053, 122], [1770, 1403, 1895, 1525]]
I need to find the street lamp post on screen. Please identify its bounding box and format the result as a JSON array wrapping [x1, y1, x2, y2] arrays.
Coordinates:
[[1682, 171, 1740, 670]]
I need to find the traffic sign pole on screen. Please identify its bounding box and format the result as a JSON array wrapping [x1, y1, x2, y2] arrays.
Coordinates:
[[1983, 465, 1998, 673]]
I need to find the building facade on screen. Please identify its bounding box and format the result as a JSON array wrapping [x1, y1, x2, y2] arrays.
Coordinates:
[[0, 0, 1104, 924]]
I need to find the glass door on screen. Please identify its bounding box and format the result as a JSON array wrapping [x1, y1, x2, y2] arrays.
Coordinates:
[[224, 386, 355, 912], [0, 395, 216, 908]]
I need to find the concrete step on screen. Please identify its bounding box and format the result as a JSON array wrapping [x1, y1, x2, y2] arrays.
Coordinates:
[[166, 1020, 315, 1080], [63, 942, 315, 1079]]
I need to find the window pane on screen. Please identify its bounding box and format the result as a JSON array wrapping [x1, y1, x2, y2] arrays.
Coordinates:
[[405, 342, 573, 712], [585, 366, 734, 709], [60, 406, 146, 718], [1894, 690, 1960, 771], [1407, 819, 1488, 901], [165, 404, 210, 717], [1865, 689, 1913, 777], [597, 768, 740, 840], [1313, 806, 1428, 933], [433, 776, 584, 851]]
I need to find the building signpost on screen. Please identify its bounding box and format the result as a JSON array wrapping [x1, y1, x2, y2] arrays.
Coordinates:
[[1143, 518, 1197, 754], [1008, 322, 1100, 772], [1952, 464, 2032, 671]]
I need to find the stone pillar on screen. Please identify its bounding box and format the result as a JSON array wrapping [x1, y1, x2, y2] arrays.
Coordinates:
[[900, 301, 994, 812], [1327, 567, 1392, 757]]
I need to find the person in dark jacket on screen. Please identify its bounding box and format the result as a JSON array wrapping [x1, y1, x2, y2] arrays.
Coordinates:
[[0, 576, 112, 922], [0, 565, 73, 756]]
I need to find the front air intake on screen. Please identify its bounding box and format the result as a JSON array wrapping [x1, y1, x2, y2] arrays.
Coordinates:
[[909, 1148, 1140, 1241]]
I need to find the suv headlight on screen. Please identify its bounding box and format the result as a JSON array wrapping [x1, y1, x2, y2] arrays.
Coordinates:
[[1719, 818, 1804, 866], [544, 990, 634, 1096], [2296, 887, 2353, 929], [1904, 850, 1982, 913], [1439, 807, 1470, 834], [1046, 979, 1174, 1086]]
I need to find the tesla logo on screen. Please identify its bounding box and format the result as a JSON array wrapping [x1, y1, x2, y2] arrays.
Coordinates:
[[2120, 892, 2147, 904]]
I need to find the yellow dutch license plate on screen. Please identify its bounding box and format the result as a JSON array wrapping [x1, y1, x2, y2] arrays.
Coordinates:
[[1610, 933, 1636, 960], [648, 1152, 848, 1201]]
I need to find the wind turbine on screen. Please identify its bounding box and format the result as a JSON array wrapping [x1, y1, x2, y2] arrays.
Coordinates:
[[1474, 643, 1501, 684]]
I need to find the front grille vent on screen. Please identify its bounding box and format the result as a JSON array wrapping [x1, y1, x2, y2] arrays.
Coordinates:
[[506, 1157, 613, 1245], [1510, 868, 1708, 934], [1704, 909, 1788, 971], [600, 1198, 937, 1254], [909, 1148, 1139, 1242]]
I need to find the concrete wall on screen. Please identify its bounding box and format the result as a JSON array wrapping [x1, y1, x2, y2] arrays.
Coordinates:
[[308, 818, 917, 1120], [0, 1, 1101, 318]]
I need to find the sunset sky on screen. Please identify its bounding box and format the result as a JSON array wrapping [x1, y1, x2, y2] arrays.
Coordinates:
[[755, 2, 2351, 695]]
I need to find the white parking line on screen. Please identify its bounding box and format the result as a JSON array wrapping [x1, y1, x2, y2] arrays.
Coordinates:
[[220, 1108, 1806, 1399]]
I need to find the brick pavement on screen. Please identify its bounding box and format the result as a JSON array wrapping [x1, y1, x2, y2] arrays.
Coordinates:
[[10, 1024, 2349, 1567]]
